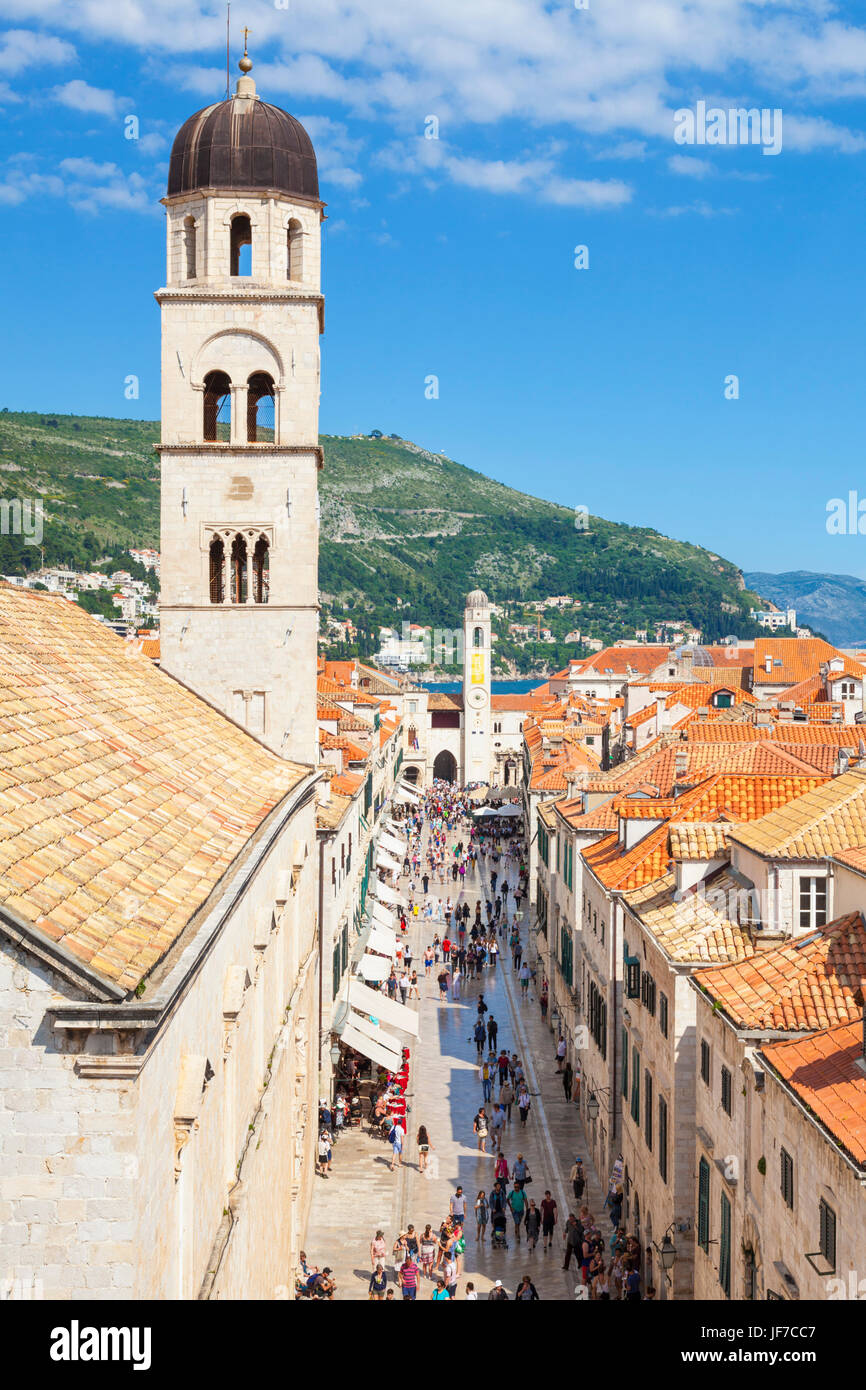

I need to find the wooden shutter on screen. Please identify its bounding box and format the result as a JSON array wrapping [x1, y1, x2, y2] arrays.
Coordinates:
[[698, 1157, 710, 1251]]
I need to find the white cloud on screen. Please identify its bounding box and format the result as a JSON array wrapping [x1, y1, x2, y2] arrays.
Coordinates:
[[0, 155, 157, 214], [51, 79, 122, 118], [0, 27, 75, 75], [594, 140, 648, 161], [667, 154, 713, 178], [651, 199, 738, 218]]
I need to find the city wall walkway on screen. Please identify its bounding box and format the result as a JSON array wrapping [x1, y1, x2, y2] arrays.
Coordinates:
[[303, 821, 609, 1300]]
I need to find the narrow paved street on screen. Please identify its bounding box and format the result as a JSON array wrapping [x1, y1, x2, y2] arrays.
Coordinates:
[[304, 814, 608, 1299]]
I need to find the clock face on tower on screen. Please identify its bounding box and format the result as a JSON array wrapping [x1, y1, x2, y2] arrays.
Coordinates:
[[467, 687, 488, 710]]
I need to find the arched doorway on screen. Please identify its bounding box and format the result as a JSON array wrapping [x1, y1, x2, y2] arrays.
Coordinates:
[[504, 760, 516, 786], [433, 750, 457, 783], [403, 765, 421, 785]]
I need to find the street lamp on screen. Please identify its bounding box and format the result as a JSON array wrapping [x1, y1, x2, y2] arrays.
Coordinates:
[[586, 1090, 600, 1121], [329, 1041, 342, 1068], [659, 1233, 676, 1272]]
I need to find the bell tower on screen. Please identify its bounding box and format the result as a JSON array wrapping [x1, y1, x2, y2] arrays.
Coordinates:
[[462, 589, 492, 784], [156, 45, 323, 764]]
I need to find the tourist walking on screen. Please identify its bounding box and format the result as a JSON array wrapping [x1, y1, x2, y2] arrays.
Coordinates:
[[474, 1106, 489, 1153], [417, 1124, 434, 1173], [524, 1200, 541, 1251], [540, 1191, 558, 1251], [474, 1189, 489, 1242], [517, 1083, 531, 1127]]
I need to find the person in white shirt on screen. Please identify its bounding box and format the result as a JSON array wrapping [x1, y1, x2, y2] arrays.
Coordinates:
[[556, 1037, 567, 1072], [399, 972, 410, 1004]]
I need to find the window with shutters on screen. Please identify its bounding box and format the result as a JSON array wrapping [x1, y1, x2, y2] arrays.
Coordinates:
[[659, 992, 669, 1038], [630, 1046, 640, 1125], [819, 1200, 837, 1272], [658, 1096, 668, 1182], [644, 1071, 653, 1150], [780, 1148, 794, 1209], [621, 1027, 629, 1099], [721, 1065, 732, 1116], [626, 958, 641, 998], [698, 1157, 710, 1251], [700, 1039, 711, 1085], [719, 1192, 731, 1297], [589, 981, 607, 1058], [641, 972, 656, 1016]]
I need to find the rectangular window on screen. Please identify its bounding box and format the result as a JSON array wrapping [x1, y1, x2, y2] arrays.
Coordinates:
[[626, 958, 641, 999], [798, 875, 828, 930], [658, 1096, 668, 1182], [719, 1192, 731, 1298], [588, 981, 607, 1059], [698, 1157, 710, 1251], [630, 1046, 640, 1125], [700, 1039, 711, 1085], [780, 1148, 794, 1209], [644, 1071, 653, 1150], [819, 1200, 837, 1271], [659, 992, 669, 1038], [721, 1065, 732, 1116]]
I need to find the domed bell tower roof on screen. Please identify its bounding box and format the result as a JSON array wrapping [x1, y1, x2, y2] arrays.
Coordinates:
[[167, 44, 319, 203]]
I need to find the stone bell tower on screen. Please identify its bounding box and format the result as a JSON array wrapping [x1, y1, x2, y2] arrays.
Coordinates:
[[462, 589, 492, 784], [156, 44, 323, 764]]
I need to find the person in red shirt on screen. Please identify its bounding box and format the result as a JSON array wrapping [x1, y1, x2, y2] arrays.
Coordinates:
[[442, 936, 451, 957], [540, 1191, 558, 1250]]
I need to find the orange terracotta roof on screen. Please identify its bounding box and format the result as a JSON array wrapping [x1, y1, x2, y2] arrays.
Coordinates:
[[753, 637, 866, 686], [0, 585, 309, 992], [332, 772, 364, 795], [626, 868, 753, 965], [694, 912, 866, 1031], [574, 645, 671, 677], [428, 692, 463, 711], [833, 845, 866, 875], [583, 823, 671, 890], [730, 770, 866, 859], [491, 693, 556, 712], [760, 1021, 866, 1167]]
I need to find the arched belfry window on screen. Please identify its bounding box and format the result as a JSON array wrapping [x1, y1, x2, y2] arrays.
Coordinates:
[[203, 371, 231, 442], [253, 535, 270, 604], [230, 534, 248, 604], [230, 214, 252, 276], [209, 535, 225, 603], [287, 219, 303, 280], [247, 372, 275, 443], [473, 626, 484, 649], [184, 215, 197, 279]]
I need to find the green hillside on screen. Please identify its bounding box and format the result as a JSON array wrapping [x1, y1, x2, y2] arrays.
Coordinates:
[[0, 411, 765, 666]]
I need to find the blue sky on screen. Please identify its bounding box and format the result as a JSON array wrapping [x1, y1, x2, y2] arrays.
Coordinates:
[[2, 1, 866, 578]]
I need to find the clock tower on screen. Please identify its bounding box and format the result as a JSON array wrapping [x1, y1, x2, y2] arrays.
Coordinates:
[[462, 589, 492, 784]]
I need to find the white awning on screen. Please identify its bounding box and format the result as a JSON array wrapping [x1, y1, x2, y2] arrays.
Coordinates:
[[370, 880, 403, 907], [339, 1021, 402, 1071], [379, 831, 406, 857], [366, 924, 397, 957], [357, 953, 391, 983], [393, 784, 421, 805], [371, 900, 397, 931], [348, 977, 420, 1037], [376, 849, 403, 875], [348, 1009, 404, 1056]]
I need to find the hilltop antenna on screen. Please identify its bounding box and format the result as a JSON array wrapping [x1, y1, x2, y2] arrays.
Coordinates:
[[226, 2, 231, 99]]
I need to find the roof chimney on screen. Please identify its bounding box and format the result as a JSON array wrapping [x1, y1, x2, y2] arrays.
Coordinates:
[[764, 654, 773, 674]]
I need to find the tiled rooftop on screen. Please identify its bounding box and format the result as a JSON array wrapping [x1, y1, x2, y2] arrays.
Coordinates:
[[0, 586, 309, 992], [693, 912, 866, 1031], [729, 770, 866, 859], [759, 1020, 866, 1167], [625, 869, 754, 965]]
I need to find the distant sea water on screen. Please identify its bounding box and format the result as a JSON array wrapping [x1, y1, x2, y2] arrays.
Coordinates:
[[420, 678, 541, 694]]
